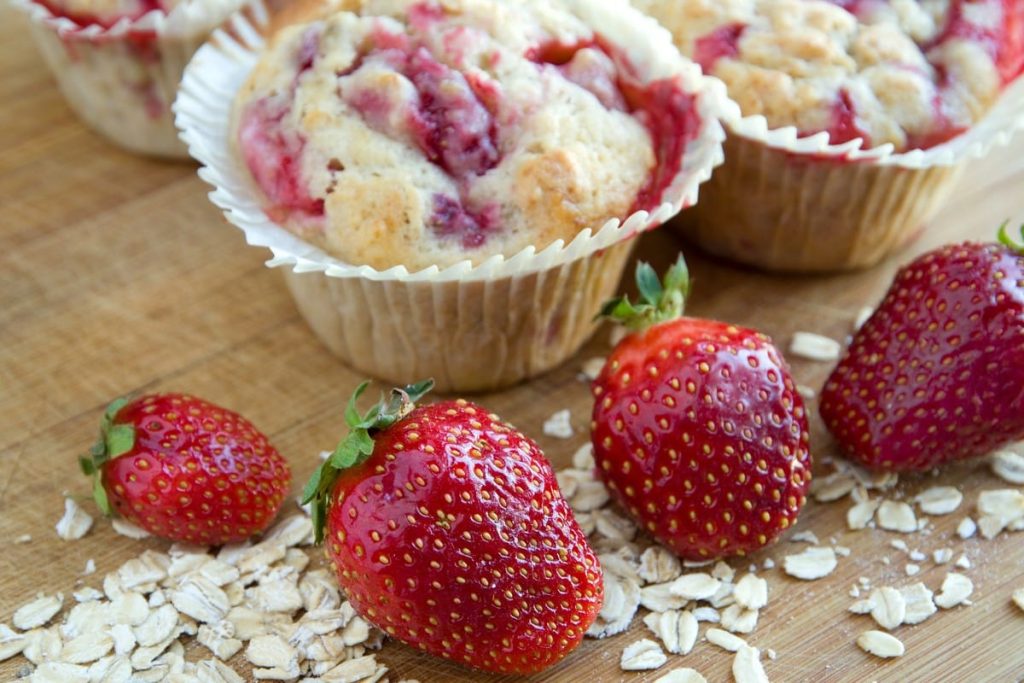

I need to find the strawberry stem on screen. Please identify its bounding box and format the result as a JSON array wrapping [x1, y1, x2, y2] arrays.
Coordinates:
[[81, 396, 135, 516], [598, 254, 690, 332], [303, 379, 434, 544], [997, 221, 1024, 254]]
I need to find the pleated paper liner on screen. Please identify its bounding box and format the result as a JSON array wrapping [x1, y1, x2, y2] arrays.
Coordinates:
[[175, 0, 732, 391], [13, 0, 244, 158], [679, 73, 1024, 273]]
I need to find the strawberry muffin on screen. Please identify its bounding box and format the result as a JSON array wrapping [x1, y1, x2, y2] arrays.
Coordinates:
[[632, 0, 1024, 271], [178, 0, 728, 391], [230, 0, 706, 270], [15, 0, 244, 157]]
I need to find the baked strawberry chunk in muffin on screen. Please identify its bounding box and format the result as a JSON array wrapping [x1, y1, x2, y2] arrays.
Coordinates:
[[231, 0, 704, 270], [632, 0, 1024, 151]]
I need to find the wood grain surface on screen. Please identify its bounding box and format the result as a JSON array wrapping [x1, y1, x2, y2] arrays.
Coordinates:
[[2, 5, 1023, 681]]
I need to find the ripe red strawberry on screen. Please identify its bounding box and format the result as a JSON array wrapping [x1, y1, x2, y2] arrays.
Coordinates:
[[820, 226, 1024, 471], [80, 393, 291, 544], [303, 381, 602, 675], [591, 257, 811, 561]]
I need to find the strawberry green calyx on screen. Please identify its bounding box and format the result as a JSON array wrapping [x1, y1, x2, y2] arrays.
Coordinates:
[[599, 254, 690, 332], [79, 396, 135, 516], [998, 221, 1024, 254], [303, 379, 434, 544]]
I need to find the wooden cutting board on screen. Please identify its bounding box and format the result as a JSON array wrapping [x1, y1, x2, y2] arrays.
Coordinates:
[[2, 6, 1022, 681]]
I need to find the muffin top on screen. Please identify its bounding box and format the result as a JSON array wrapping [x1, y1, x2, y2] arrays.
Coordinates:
[[632, 0, 1023, 151], [231, 0, 702, 271], [35, 0, 180, 26]]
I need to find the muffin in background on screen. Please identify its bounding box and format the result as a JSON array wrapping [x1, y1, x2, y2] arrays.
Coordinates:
[[177, 0, 731, 391], [633, 0, 1024, 272], [14, 0, 246, 158]]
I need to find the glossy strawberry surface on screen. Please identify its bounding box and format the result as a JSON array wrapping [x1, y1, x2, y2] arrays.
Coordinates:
[[592, 319, 811, 560], [322, 399, 602, 674], [821, 241, 1024, 471], [95, 393, 291, 544]]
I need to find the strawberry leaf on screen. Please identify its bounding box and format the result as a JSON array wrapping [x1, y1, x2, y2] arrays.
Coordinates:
[[105, 424, 135, 459], [998, 221, 1024, 255], [598, 254, 690, 332], [82, 395, 135, 518], [303, 379, 435, 544]]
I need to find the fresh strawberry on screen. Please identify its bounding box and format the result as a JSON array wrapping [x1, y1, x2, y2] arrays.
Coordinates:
[[820, 225, 1024, 471], [80, 393, 291, 544], [591, 256, 811, 561], [303, 381, 602, 675]]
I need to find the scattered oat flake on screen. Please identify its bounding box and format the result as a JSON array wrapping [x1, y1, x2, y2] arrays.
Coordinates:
[[935, 573, 973, 609], [55, 498, 93, 541], [620, 638, 667, 671], [978, 514, 1008, 539], [763, 558, 775, 570], [849, 585, 861, 598], [812, 471, 857, 503], [857, 630, 904, 658], [13, 534, 31, 544], [693, 607, 720, 623], [876, 501, 917, 533], [706, 628, 746, 652], [654, 669, 708, 683], [853, 306, 874, 330], [643, 610, 698, 655], [869, 587, 906, 630], [789, 530, 819, 545], [111, 518, 151, 539], [933, 548, 953, 564], [990, 448, 1024, 484], [848, 598, 874, 615], [720, 604, 759, 634], [733, 574, 768, 611], [789, 331, 842, 361], [13, 593, 63, 630], [572, 443, 596, 470], [639, 546, 682, 584], [570, 480, 610, 513], [732, 645, 769, 683], [908, 550, 926, 562], [1012, 588, 1024, 613], [711, 561, 736, 583], [83, 559, 96, 576], [542, 409, 573, 439], [913, 486, 963, 515], [905, 564, 920, 576], [783, 546, 837, 580], [847, 499, 880, 530], [0, 626, 26, 663], [587, 573, 641, 638], [581, 357, 606, 381], [957, 517, 977, 539], [670, 573, 721, 600], [900, 583, 937, 625]]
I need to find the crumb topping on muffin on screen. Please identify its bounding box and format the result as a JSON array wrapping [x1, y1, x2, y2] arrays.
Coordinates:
[[632, 0, 1023, 150], [231, 0, 703, 271]]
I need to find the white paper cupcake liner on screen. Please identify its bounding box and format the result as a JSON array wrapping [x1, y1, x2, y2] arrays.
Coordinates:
[[720, 70, 1024, 169], [173, 0, 730, 391], [678, 71, 1024, 272], [13, 0, 245, 157], [11, 0, 243, 40], [175, 0, 732, 283]]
